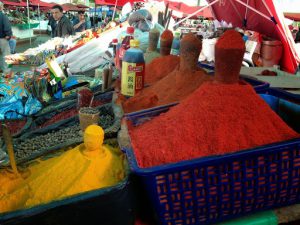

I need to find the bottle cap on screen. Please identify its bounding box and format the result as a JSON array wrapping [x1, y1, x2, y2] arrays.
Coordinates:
[[174, 32, 181, 38], [112, 38, 118, 44], [127, 26, 135, 34], [130, 39, 139, 48]]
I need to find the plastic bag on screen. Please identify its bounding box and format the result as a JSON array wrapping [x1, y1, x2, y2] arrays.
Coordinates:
[[128, 9, 153, 32]]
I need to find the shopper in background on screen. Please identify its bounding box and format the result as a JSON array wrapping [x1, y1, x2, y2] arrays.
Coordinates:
[[73, 11, 89, 32], [48, 15, 57, 37], [0, 1, 12, 74], [51, 5, 74, 38]]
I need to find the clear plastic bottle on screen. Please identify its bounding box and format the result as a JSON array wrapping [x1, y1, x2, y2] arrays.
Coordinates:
[[121, 39, 145, 97], [119, 26, 135, 70], [171, 32, 181, 56]]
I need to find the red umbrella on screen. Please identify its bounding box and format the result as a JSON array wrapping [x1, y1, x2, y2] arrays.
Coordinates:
[[30, 0, 55, 8], [284, 13, 300, 22], [77, 3, 90, 9], [61, 3, 80, 11], [95, 0, 144, 7], [2, 0, 27, 7]]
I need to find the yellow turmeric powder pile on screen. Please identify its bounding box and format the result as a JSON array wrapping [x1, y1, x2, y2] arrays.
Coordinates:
[[0, 125, 125, 214]]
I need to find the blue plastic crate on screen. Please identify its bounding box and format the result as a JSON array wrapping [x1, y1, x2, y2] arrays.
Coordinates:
[[0, 174, 133, 225], [123, 93, 300, 225], [257, 87, 300, 104], [240, 75, 270, 92], [197, 63, 270, 92]]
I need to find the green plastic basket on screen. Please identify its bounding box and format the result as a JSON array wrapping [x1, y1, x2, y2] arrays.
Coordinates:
[[15, 23, 40, 30]]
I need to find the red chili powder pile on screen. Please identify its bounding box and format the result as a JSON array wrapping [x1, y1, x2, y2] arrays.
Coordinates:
[[123, 68, 211, 113], [123, 33, 210, 113], [160, 29, 173, 40], [77, 88, 94, 108], [129, 83, 299, 168], [144, 55, 179, 85]]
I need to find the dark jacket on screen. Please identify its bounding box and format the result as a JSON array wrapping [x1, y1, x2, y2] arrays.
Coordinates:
[[54, 15, 74, 38], [48, 16, 57, 38], [0, 11, 12, 38]]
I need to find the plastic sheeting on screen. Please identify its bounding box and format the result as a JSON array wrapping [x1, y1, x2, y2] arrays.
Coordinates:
[[0, 83, 42, 120], [128, 9, 153, 32], [39, 25, 128, 74]]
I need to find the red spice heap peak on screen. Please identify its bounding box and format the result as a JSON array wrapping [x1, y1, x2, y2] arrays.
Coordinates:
[[216, 29, 246, 50], [160, 29, 173, 40], [215, 30, 246, 84], [180, 33, 202, 71]]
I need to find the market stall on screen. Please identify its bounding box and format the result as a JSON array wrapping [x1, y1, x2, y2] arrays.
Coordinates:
[[0, 1, 300, 225]]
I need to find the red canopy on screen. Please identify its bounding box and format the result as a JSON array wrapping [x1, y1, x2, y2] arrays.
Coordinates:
[[284, 13, 300, 22], [77, 3, 89, 8], [61, 3, 80, 11], [165, 1, 213, 19], [2, 0, 27, 7], [206, 0, 299, 73], [95, 0, 144, 7], [30, 0, 54, 8]]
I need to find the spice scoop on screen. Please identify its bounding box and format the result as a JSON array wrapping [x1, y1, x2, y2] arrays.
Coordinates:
[[2, 124, 29, 179]]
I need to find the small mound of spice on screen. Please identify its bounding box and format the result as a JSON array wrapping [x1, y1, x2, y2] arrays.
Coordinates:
[[145, 55, 180, 85], [160, 29, 173, 40], [129, 83, 299, 168], [160, 30, 173, 56], [260, 70, 277, 76], [77, 88, 94, 108]]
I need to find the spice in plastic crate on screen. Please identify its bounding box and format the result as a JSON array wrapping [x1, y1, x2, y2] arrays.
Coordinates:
[[0, 125, 125, 214], [128, 30, 299, 168]]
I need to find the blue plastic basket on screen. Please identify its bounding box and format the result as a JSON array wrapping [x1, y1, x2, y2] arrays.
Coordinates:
[[197, 63, 270, 92], [123, 93, 300, 225], [257, 87, 300, 104], [240, 75, 270, 92], [0, 177, 133, 225]]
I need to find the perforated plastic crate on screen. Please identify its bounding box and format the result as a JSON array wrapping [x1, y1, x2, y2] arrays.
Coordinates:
[[197, 63, 270, 92], [123, 93, 300, 225], [257, 87, 300, 104]]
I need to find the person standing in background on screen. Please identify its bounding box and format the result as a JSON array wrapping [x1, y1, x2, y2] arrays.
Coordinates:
[[73, 11, 88, 32], [51, 5, 74, 38], [48, 15, 57, 38], [0, 1, 12, 74]]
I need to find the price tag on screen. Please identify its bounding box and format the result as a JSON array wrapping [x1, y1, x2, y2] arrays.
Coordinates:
[[50, 78, 57, 86]]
